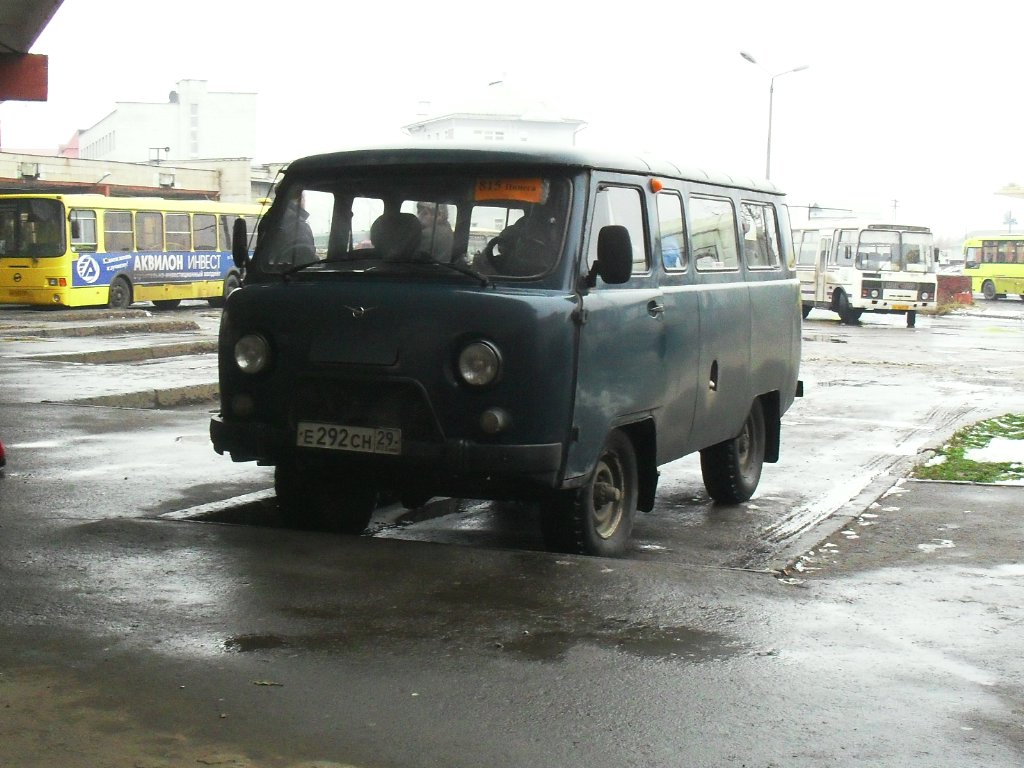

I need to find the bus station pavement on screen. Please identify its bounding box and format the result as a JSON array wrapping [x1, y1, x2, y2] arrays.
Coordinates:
[[0, 303, 222, 408]]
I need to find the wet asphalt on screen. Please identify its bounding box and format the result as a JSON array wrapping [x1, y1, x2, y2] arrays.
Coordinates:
[[0, 301, 1022, 767]]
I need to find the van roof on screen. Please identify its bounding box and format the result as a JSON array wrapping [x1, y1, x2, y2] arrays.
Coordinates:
[[284, 143, 783, 196]]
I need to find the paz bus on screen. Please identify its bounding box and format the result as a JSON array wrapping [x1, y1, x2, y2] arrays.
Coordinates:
[[0, 194, 263, 309], [963, 235, 1024, 300], [791, 220, 937, 326], [211, 144, 803, 557]]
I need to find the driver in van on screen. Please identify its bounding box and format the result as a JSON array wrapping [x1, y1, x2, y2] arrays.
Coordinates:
[[416, 202, 454, 259]]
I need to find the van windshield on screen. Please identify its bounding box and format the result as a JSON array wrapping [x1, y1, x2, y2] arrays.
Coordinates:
[[254, 171, 570, 281]]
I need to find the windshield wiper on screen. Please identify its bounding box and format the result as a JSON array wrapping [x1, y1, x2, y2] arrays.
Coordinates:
[[383, 256, 492, 288], [281, 253, 381, 278]]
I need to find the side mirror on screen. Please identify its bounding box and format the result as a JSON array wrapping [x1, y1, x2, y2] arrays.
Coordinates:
[[231, 217, 250, 269], [587, 225, 633, 286]]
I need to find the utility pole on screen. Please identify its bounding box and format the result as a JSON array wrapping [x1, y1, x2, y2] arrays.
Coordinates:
[[892, 199, 899, 222], [1005, 210, 1017, 233]]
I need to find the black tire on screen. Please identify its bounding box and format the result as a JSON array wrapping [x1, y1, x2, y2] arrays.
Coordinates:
[[151, 299, 182, 310], [835, 291, 862, 325], [107, 276, 132, 309], [274, 461, 377, 535], [540, 429, 637, 557], [700, 399, 766, 504], [982, 280, 997, 301], [906, 310, 916, 328], [801, 304, 812, 319], [208, 273, 241, 308]]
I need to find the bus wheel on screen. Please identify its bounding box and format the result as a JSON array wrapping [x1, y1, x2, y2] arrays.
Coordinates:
[[151, 299, 181, 310], [208, 273, 241, 307], [540, 429, 637, 557], [274, 462, 377, 534], [107, 276, 132, 310], [700, 398, 765, 504], [906, 310, 917, 328], [982, 280, 998, 301], [835, 291, 862, 325]]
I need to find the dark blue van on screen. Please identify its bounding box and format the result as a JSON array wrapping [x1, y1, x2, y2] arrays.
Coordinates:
[[211, 145, 802, 557]]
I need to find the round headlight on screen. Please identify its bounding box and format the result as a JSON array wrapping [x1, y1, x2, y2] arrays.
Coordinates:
[[458, 341, 501, 386], [234, 334, 270, 374]]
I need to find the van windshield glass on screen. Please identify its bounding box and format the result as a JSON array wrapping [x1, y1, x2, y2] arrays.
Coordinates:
[[255, 172, 570, 280]]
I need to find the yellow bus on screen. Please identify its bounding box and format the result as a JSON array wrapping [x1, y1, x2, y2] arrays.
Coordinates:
[[0, 194, 263, 309], [963, 235, 1024, 300]]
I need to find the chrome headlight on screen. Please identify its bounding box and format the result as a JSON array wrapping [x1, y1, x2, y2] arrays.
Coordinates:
[[234, 334, 270, 374], [457, 341, 501, 386]]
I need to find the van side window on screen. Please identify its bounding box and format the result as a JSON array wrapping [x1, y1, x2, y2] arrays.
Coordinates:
[[690, 196, 739, 271], [587, 186, 647, 274], [740, 202, 780, 269], [656, 191, 687, 271]]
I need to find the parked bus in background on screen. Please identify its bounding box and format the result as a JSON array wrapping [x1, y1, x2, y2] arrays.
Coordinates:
[[963, 235, 1024, 300], [0, 194, 263, 309], [792, 220, 937, 327], [212, 144, 802, 557]]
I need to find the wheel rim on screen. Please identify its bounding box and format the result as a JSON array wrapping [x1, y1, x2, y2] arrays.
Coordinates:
[[590, 453, 625, 540], [736, 411, 762, 482]]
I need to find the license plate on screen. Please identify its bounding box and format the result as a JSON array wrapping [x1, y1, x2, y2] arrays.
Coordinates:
[[296, 422, 401, 455], [893, 304, 910, 310]]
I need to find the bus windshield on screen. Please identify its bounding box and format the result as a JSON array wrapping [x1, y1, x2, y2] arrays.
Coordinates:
[[254, 171, 571, 281], [855, 229, 933, 272], [0, 198, 65, 258]]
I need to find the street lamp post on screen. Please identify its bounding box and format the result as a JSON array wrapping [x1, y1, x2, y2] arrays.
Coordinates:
[[740, 52, 809, 180]]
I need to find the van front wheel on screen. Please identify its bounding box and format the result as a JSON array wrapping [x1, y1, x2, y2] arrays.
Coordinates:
[[274, 461, 377, 534], [700, 399, 765, 504], [540, 429, 637, 557]]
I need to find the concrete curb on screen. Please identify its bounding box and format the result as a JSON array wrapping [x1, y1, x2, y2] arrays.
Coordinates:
[[0, 318, 202, 339], [47, 382, 219, 409]]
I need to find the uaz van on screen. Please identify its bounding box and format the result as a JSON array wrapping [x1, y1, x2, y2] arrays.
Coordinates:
[[211, 145, 802, 557]]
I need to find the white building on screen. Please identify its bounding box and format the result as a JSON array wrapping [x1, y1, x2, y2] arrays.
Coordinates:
[[76, 79, 257, 164], [403, 81, 585, 146]]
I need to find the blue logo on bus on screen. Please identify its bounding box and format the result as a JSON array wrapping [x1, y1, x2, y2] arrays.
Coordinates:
[[76, 255, 101, 284]]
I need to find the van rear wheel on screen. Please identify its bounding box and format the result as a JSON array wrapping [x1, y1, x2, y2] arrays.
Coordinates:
[[540, 429, 637, 557], [274, 461, 377, 534], [700, 399, 765, 504]]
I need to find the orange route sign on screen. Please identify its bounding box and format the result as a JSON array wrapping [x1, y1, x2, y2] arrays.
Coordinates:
[[474, 178, 546, 204]]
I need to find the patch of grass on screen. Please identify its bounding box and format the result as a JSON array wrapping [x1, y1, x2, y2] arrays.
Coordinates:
[[913, 413, 1024, 483]]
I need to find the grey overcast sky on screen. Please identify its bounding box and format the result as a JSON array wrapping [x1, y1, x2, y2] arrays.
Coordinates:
[[1, 0, 1022, 239]]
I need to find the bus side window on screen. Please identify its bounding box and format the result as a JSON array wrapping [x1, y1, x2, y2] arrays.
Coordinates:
[[194, 214, 217, 250], [136, 212, 164, 252], [244, 216, 260, 250], [104, 210, 134, 252], [70, 209, 98, 252], [656, 190, 687, 271], [166, 213, 191, 251], [587, 186, 648, 278]]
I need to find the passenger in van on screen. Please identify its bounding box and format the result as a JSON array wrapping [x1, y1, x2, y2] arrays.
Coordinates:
[[370, 211, 422, 259], [416, 202, 454, 260], [277, 197, 316, 266], [479, 208, 556, 276]]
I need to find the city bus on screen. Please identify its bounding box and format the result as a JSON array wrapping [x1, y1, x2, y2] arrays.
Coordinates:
[[792, 220, 937, 326], [963, 235, 1024, 300], [0, 194, 263, 309], [211, 144, 803, 557]]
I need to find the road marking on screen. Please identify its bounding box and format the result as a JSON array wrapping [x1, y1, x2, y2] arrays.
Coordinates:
[[160, 489, 275, 520]]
